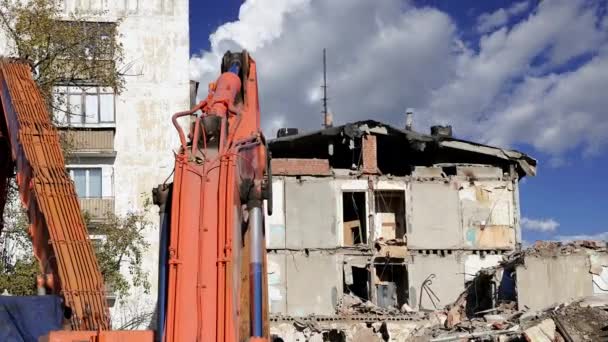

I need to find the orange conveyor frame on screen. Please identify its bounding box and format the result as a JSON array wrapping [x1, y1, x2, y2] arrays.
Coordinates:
[[0, 61, 153, 341]]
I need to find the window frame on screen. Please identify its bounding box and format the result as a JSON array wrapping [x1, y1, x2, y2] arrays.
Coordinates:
[[55, 85, 116, 126], [67, 166, 103, 198]]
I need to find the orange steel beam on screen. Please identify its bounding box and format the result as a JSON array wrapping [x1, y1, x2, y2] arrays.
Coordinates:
[[164, 50, 270, 342], [0, 61, 110, 330], [41, 330, 154, 341]]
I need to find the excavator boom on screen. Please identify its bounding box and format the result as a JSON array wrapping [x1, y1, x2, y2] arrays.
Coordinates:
[[159, 50, 271, 342]]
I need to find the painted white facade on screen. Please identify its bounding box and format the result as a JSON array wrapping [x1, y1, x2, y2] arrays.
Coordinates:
[[0, 0, 190, 328]]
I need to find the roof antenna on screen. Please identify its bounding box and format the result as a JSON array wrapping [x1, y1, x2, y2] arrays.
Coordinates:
[[322, 48, 333, 128]]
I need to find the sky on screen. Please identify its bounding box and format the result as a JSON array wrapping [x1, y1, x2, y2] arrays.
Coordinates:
[[189, 0, 608, 244]]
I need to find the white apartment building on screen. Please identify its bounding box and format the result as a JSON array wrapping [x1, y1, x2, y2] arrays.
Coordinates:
[[1, 0, 191, 328]]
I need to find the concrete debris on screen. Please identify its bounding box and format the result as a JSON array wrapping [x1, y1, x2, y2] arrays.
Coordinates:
[[351, 328, 381, 342], [337, 293, 410, 316], [523, 319, 555, 342], [271, 241, 608, 341], [374, 239, 408, 258], [484, 314, 506, 323], [271, 295, 608, 341], [411, 291, 608, 341], [400, 303, 415, 313]]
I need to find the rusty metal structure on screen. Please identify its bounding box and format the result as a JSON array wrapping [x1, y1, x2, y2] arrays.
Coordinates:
[[0, 61, 110, 330]]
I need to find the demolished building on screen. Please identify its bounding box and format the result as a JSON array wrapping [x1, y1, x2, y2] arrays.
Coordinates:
[[263, 120, 537, 340], [429, 241, 608, 341], [465, 240, 608, 313]]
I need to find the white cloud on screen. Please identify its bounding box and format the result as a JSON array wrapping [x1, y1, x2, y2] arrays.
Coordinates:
[[190, 0, 459, 136], [190, 0, 608, 158], [521, 217, 560, 232], [555, 231, 608, 242], [477, 1, 529, 34]]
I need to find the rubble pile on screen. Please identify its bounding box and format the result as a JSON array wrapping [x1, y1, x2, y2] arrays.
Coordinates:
[[270, 241, 608, 341], [408, 295, 608, 341], [336, 293, 421, 317]]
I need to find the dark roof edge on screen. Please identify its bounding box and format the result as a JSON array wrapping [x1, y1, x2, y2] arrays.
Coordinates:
[[270, 120, 537, 177]]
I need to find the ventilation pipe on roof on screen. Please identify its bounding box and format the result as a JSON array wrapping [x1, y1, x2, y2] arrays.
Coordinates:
[[430, 125, 453, 138], [276, 128, 299, 138], [324, 109, 334, 128], [405, 108, 413, 131]]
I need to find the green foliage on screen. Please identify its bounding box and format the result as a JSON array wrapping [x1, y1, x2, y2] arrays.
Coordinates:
[[0, 257, 38, 296], [0, 180, 38, 295], [0, 0, 125, 105], [88, 200, 153, 300], [0, 182, 153, 300]]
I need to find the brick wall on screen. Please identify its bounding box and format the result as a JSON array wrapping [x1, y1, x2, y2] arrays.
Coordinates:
[[362, 135, 379, 174], [271, 158, 331, 176]]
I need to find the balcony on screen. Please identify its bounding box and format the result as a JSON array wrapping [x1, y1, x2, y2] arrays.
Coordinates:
[[60, 129, 116, 157], [79, 197, 115, 222]]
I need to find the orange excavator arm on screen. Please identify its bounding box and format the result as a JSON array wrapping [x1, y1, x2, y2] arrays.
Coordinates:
[[0, 61, 110, 330], [158, 50, 272, 342]]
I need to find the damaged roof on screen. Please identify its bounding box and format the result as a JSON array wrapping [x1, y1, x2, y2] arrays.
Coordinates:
[[269, 120, 537, 177]]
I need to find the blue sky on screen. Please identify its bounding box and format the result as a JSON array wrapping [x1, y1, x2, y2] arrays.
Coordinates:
[[190, 0, 608, 243]]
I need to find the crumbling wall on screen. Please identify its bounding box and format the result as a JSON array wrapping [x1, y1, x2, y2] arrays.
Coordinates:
[[517, 253, 594, 310], [407, 166, 517, 251], [267, 252, 341, 316], [459, 180, 515, 250], [408, 253, 464, 310], [264, 162, 521, 319]]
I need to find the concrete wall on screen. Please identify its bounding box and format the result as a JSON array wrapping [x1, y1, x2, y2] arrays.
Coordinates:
[[284, 178, 338, 248], [517, 254, 593, 310], [268, 253, 341, 316], [268, 253, 342, 316], [265, 166, 521, 317], [407, 166, 517, 250], [266, 179, 286, 249], [460, 181, 515, 250], [268, 254, 287, 314], [112, 0, 189, 326], [408, 182, 462, 249], [408, 253, 465, 310]]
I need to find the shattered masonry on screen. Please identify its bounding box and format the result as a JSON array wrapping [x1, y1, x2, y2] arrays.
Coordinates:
[[263, 120, 542, 341], [430, 241, 608, 341]]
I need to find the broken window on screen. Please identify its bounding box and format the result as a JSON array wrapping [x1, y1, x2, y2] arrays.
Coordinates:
[[322, 330, 346, 342], [465, 273, 496, 317], [344, 265, 370, 301], [342, 192, 367, 246], [374, 260, 408, 309], [375, 191, 406, 241]]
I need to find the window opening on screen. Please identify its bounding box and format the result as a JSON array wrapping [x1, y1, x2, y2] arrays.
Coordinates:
[[344, 265, 369, 301], [375, 191, 406, 240], [374, 260, 408, 309], [342, 192, 367, 245]]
